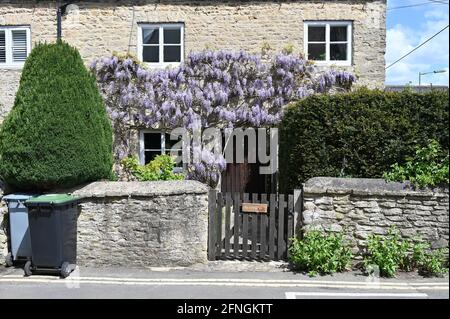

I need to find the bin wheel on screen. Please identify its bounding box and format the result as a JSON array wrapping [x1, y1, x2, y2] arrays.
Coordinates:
[[24, 261, 33, 277], [5, 253, 13, 267], [61, 262, 72, 278]]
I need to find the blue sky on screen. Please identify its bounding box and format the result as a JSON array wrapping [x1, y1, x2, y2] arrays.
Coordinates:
[[386, 0, 449, 85]]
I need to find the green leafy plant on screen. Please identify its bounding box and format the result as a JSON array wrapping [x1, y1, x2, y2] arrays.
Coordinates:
[[364, 228, 449, 278], [383, 139, 449, 188], [363, 228, 413, 278], [288, 231, 353, 276], [121, 155, 184, 181], [412, 240, 448, 277], [0, 41, 113, 190]]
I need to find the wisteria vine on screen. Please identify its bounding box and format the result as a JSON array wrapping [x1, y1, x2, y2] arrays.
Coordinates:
[[91, 50, 356, 186]]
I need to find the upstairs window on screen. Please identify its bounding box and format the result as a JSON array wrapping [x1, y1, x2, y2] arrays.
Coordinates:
[[138, 24, 184, 68], [304, 21, 352, 66], [0, 26, 31, 67]]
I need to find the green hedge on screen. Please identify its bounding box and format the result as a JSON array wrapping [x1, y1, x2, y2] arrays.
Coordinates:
[[0, 41, 113, 191], [279, 88, 449, 193]]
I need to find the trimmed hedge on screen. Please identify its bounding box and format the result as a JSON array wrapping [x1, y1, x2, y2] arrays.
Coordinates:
[[0, 41, 113, 191], [279, 88, 449, 193]]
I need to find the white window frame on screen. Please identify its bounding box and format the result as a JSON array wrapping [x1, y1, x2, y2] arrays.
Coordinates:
[[0, 26, 31, 69], [139, 130, 184, 172], [304, 21, 352, 67], [137, 23, 184, 68]]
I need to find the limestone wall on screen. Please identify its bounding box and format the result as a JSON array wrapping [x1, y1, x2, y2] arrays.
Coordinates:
[[301, 178, 449, 256], [71, 181, 209, 267]]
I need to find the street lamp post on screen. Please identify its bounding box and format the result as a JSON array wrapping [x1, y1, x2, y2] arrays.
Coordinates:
[[419, 70, 447, 86]]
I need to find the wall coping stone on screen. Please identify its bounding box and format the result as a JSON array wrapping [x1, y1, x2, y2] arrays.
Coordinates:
[[303, 177, 449, 197], [71, 181, 209, 198]]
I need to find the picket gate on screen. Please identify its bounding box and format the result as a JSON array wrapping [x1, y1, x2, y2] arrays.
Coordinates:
[[208, 191, 301, 261]]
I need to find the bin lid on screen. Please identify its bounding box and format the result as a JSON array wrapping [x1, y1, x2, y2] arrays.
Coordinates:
[[2, 193, 38, 202], [25, 194, 81, 206]]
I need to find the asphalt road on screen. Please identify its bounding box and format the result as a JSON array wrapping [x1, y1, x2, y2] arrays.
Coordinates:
[[0, 266, 448, 299]]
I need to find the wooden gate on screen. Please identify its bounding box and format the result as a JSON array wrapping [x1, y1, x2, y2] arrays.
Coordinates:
[[208, 190, 300, 261]]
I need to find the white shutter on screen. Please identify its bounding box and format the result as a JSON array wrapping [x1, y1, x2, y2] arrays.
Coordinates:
[[11, 29, 28, 63], [0, 31, 5, 63]]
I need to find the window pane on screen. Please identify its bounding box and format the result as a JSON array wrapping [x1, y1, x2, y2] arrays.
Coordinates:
[[330, 26, 348, 42], [308, 43, 326, 60], [163, 46, 181, 62], [144, 132, 162, 150], [330, 43, 347, 61], [142, 28, 159, 44], [12, 30, 28, 62], [165, 133, 182, 150], [0, 31, 5, 63], [164, 28, 181, 44], [308, 26, 325, 42], [144, 151, 161, 164], [142, 46, 159, 63]]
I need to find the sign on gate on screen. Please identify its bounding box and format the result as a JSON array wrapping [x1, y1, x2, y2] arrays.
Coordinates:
[[242, 203, 268, 214]]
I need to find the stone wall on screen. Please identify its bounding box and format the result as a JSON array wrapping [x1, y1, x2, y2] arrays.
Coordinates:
[[71, 180, 209, 267], [301, 178, 449, 256], [0, 180, 209, 267], [0, 0, 386, 119]]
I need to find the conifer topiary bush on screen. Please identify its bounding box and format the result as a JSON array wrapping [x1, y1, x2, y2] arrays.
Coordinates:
[[0, 41, 113, 191]]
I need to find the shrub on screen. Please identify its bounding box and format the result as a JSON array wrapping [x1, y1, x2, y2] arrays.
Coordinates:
[[279, 88, 449, 193], [288, 231, 353, 276], [412, 241, 448, 277], [0, 41, 113, 190], [121, 155, 184, 181], [363, 228, 413, 278], [383, 139, 449, 188], [364, 227, 449, 278]]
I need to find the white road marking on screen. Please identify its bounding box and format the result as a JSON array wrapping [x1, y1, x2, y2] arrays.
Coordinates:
[[0, 276, 448, 290], [2, 274, 448, 286], [285, 292, 428, 299]]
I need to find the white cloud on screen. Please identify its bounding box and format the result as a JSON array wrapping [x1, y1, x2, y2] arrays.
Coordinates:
[[386, 7, 449, 86]]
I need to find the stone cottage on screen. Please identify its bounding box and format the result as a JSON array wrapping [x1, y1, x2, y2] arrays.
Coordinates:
[[0, 0, 386, 263], [1, 0, 386, 121], [0, 0, 387, 195]]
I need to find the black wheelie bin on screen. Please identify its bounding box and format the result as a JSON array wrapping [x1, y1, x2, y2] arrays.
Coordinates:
[[24, 194, 81, 278]]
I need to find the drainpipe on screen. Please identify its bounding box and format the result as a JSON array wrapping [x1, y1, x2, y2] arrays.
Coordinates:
[[57, 1, 72, 41], [57, 1, 62, 41]]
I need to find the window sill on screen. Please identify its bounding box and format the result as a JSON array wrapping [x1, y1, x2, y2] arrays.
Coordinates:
[[312, 61, 352, 67], [144, 62, 182, 69], [0, 64, 25, 70]]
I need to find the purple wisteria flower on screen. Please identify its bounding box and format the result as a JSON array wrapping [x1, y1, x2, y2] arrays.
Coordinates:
[[91, 50, 356, 186]]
